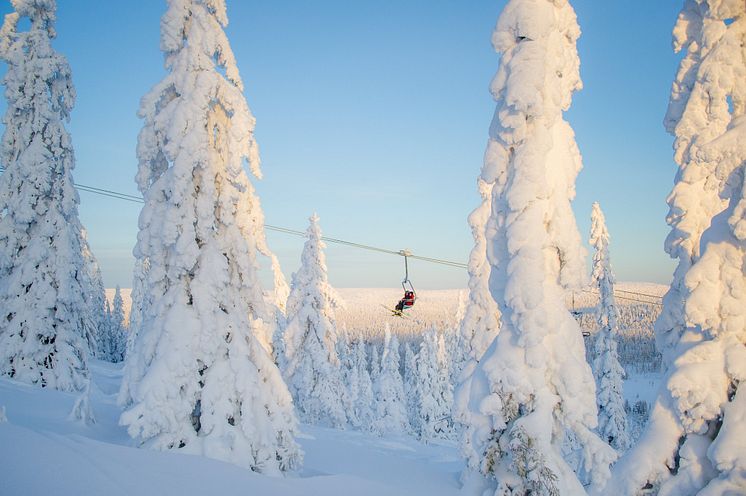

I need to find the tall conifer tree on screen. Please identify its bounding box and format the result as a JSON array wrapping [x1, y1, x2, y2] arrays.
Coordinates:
[[120, 0, 301, 473], [457, 1, 615, 493], [0, 0, 104, 392], [609, 2, 746, 493]]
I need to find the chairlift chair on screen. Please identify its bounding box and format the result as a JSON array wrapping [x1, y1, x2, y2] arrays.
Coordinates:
[[388, 250, 416, 316]]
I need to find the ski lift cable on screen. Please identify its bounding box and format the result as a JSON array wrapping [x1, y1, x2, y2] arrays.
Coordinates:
[[609, 292, 663, 304], [0, 167, 672, 293], [261, 224, 465, 267], [614, 288, 665, 300], [76, 185, 144, 203], [0, 166, 468, 269], [611, 294, 663, 306], [580, 288, 663, 307]]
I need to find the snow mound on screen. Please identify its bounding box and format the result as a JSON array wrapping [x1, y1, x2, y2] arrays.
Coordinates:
[[0, 360, 464, 496]]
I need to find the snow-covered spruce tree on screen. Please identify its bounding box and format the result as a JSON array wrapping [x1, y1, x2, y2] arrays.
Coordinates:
[[456, 1, 616, 493], [119, 0, 301, 473], [370, 342, 381, 386], [118, 257, 149, 407], [126, 258, 148, 351], [271, 315, 288, 370], [456, 290, 467, 325], [98, 289, 126, 364], [607, 2, 746, 494], [349, 338, 375, 431], [82, 242, 107, 356], [99, 298, 113, 361], [338, 336, 356, 422], [413, 329, 454, 442], [402, 341, 419, 433], [68, 377, 95, 425], [372, 326, 407, 435], [0, 0, 104, 392], [590, 202, 629, 453], [282, 214, 347, 428], [435, 331, 456, 439], [655, 0, 735, 370], [444, 324, 463, 387], [107, 286, 127, 363]]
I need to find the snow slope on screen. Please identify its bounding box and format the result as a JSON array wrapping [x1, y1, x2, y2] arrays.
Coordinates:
[[2, 284, 666, 495], [0, 360, 463, 496]]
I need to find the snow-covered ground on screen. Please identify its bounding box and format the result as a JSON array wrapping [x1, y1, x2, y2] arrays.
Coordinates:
[[0, 360, 661, 496], [46, 284, 666, 495], [0, 360, 464, 496], [0, 339, 664, 495]]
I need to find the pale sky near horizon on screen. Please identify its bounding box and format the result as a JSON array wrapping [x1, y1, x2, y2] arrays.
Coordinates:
[[0, 0, 683, 290]]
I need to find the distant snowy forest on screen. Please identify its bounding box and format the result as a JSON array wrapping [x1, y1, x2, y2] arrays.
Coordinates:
[[1, 0, 744, 495], [143, 284, 662, 417]]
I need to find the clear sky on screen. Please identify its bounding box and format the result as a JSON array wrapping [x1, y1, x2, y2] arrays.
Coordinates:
[[0, 0, 683, 290]]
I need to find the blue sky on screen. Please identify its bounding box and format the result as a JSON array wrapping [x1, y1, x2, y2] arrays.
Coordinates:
[[0, 0, 683, 289]]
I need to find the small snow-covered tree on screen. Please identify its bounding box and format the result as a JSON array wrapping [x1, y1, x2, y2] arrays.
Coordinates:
[[97, 287, 126, 363], [271, 314, 288, 370], [282, 214, 347, 428], [372, 326, 407, 435], [349, 339, 375, 431], [443, 325, 462, 387], [68, 378, 95, 425], [125, 258, 149, 352], [607, 2, 746, 494], [119, 258, 148, 407], [119, 0, 300, 473], [402, 341, 419, 433], [457, 1, 616, 493], [99, 298, 113, 360], [109, 286, 127, 363], [369, 342, 381, 386], [455, 290, 467, 326], [0, 0, 104, 392], [435, 332, 455, 440], [590, 202, 629, 453], [338, 336, 356, 420], [413, 329, 453, 442], [82, 244, 107, 355]]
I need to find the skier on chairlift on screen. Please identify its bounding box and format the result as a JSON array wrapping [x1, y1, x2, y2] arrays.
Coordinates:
[[395, 289, 416, 313], [392, 250, 416, 315]]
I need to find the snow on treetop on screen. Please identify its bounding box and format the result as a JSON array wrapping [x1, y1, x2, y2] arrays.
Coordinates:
[[491, 0, 581, 114], [160, 0, 242, 88], [11, 0, 56, 19]]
